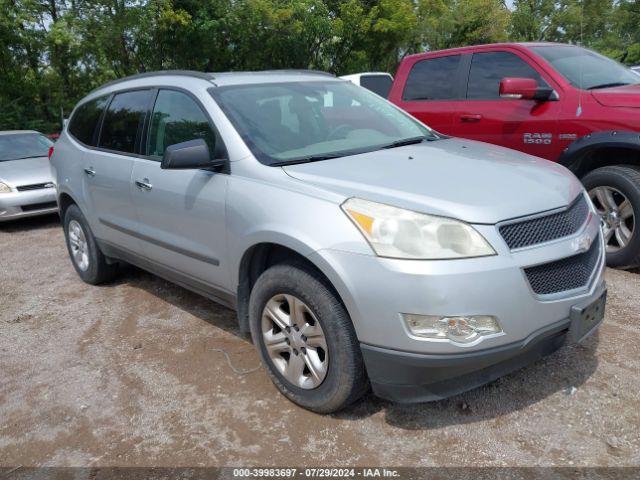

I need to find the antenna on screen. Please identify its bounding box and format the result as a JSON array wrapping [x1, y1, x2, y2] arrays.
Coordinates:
[[576, 0, 584, 117]]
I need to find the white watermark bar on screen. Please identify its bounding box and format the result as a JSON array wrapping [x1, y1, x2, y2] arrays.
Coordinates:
[[1, 467, 639, 480]]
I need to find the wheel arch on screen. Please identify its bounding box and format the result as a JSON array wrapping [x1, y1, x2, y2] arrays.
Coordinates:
[[57, 191, 81, 220], [235, 241, 349, 333], [558, 131, 640, 178]]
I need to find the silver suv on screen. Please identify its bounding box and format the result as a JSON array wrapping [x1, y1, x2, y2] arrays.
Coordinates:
[[51, 70, 606, 413]]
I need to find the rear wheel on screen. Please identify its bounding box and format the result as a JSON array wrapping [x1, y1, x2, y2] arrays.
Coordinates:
[[583, 165, 640, 268], [63, 204, 118, 284], [249, 263, 368, 413]]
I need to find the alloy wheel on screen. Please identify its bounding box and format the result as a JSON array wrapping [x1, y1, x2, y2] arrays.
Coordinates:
[[261, 294, 329, 389], [68, 219, 90, 271], [589, 186, 635, 253]]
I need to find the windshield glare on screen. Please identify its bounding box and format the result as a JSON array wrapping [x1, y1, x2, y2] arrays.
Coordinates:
[[211, 81, 436, 164], [532, 45, 639, 90], [0, 133, 53, 162]]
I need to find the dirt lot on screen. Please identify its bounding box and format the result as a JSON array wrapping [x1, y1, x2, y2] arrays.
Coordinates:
[[1, 215, 639, 469]]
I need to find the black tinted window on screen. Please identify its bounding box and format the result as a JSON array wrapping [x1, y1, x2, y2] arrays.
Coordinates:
[[147, 90, 216, 158], [68, 96, 109, 146], [99, 90, 151, 154], [403, 55, 461, 101], [467, 51, 544, 99], [360, 75, 392, 98]]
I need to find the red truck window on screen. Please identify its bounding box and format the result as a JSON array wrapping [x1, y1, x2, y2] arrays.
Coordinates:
[[467, 51, 546, 99], [403, 55, 461, 101]]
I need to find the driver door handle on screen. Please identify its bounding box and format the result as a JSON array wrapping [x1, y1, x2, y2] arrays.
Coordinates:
[[460, 113, 483, 123], [135, 178, 153, 191], [84, 167, 96, 177]]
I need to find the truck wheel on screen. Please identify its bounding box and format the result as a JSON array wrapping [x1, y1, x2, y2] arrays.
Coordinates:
[[249, 262, 368, 413], [583, 165, 640, 268], [63, 204, 118, 284]]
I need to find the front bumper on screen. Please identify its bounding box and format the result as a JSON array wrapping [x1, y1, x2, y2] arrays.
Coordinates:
[[307, 204, 606, 400], [0, 189, 58, 221], [362, 284, 605, 403]]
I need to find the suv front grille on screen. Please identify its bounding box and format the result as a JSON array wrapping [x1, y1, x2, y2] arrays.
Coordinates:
[[17, 182, 55, 192], [500, 195, 589, 250], [524, 236, 601, 296]]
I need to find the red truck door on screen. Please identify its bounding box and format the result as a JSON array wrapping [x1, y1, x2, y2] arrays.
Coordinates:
[[452, 49, 562, 160], [389, 53, 466, 134]]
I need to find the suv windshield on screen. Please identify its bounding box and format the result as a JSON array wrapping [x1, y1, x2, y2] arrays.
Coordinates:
[[210, 80, 437, 165], [532, 45, 640, 90], [0, 133, 53, 162]]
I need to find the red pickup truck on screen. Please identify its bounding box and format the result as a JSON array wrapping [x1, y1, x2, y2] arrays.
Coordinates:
[[388, 42, 640, 268]]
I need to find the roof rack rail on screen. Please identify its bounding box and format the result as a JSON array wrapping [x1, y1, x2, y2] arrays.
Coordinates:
[[258, 69, 335, 77], [91, 70, 214, 93], [211, 69, 334, 78]]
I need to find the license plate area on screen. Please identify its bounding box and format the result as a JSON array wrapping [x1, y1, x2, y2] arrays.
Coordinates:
[[569, 290, 606, 343]]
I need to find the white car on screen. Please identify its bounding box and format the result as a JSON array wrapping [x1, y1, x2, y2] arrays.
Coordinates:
[[0, 130, 57, 221], [340, 72, 393, 98], [631, 66, 640, 76]]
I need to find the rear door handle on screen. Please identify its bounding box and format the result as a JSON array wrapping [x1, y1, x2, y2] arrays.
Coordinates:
[[135, 178, 153, 191], [84, 167, 96, 177], [460, 114, 483, 123]]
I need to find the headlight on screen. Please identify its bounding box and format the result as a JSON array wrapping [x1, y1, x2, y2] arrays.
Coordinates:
[[0, 182, 12, 193], [341, 198, 495, 259]]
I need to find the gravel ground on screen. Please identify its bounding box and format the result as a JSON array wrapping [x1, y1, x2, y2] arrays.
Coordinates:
[[1, 214, 639, 469]]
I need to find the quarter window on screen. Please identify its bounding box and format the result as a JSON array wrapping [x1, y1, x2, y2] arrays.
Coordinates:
[[146, 90, 216, 158], [467, 51, 545, 99], [98, 90, 151, 154], [403, 55, 462, 101], [68, 96, 109, 146]]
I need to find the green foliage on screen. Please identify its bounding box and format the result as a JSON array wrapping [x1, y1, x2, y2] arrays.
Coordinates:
[[1, 0, 639, 133]]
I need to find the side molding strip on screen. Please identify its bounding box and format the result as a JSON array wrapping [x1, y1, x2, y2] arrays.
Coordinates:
[[99, 218, 220, 266], [97, 239, 236, 310]]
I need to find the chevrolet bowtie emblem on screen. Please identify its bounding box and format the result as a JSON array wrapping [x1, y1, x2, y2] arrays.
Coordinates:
[[572, 233, 593, 253]]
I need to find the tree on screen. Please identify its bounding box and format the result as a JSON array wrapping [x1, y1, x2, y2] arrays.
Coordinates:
[[510, 0, 556, 41], [0, 0, 636, 133], [416, 0, 510, 51]]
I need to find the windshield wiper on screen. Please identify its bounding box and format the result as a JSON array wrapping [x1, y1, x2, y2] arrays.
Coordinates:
[[11, 155, 47, 160], [380, 136, 429, 150], [271, 153, 347, 166], [271, 135, 436, 166], [587, 82, 630, 90]]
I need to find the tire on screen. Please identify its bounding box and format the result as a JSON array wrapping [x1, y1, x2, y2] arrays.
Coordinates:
[[63, 204, 118, 284], [249, 262, 368, 413], [582, 165, 640, 268]]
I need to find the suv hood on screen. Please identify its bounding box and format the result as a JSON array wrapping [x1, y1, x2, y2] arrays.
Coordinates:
[[0, 156, 53, 187], [282, 138, 582, 224], [591, 84, 640, 108]]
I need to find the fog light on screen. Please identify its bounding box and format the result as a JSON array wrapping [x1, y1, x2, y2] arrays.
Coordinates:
[[403, 314, 502, 344]]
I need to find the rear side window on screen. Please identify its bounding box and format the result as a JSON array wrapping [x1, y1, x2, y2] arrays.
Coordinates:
[[146, 90, 216, 158], [99, 90, 152, 154], [360, 75, 393, 98], [403, 55, 461, 101], [68, 96, 109, 146], [467, 51, 545, 99]]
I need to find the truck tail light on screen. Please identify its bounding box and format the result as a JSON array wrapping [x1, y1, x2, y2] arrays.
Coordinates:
[[48, 146, 54, 160]]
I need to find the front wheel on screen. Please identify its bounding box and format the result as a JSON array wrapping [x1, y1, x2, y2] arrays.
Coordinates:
[[583, 165, 640, 268], [249, 263, 368, 413]]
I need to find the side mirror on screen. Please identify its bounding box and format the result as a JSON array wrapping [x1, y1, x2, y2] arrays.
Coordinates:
[[499, 77, 554, 101], [161, 138, 227, 170]]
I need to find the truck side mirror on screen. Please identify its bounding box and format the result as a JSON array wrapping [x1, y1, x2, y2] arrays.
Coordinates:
[[499, 77, 554, 101]]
